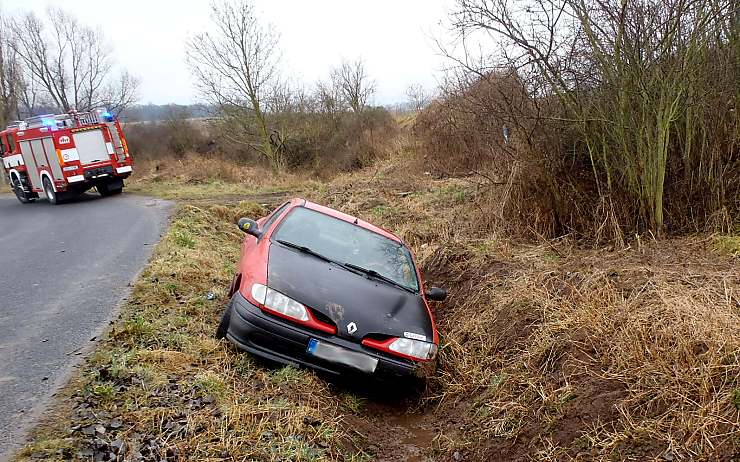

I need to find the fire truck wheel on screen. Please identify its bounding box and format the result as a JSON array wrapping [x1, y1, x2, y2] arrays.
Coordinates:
[[98, 181, 123, 197], [11, 175, 35, 204], [43, 177, 59, 205]]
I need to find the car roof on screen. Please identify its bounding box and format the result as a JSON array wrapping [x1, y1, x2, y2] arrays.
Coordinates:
[[293, 198, 403, 244]]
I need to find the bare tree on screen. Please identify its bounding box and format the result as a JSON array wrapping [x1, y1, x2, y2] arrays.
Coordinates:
[[8, 8, 139, 115], [0, 13, 20, 125], [17, 72, 45, 118], [406, 83, 432, 112], [101, 70, 139, 116], [331, 59, 375, 113], [186, 0, 282, 170]]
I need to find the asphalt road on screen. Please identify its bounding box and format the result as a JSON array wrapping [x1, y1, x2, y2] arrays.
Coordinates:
[[0, 192, 172, 460]]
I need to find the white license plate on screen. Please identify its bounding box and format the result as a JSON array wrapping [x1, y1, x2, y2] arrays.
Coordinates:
[[307, 339, 378, 373]]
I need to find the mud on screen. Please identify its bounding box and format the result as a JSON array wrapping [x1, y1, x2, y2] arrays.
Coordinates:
[[344, 402, 440, 462]]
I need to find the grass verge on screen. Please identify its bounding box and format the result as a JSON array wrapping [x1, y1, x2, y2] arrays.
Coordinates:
[[17, 201, 366, 461]]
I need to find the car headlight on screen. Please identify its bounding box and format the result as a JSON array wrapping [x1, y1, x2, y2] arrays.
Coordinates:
[[388, 338, 438, 360], [251, 283, 309, 322]]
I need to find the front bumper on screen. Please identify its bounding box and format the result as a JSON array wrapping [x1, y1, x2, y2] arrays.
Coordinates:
[[225, 292, 418, 378], [84, 165, 115, 180]]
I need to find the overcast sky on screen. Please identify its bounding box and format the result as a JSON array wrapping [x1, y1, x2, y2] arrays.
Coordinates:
[[2, 0, 456, 105]]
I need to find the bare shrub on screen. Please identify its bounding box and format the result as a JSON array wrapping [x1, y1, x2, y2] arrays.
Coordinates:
[[420, 0, 739, 240], [414, 71, 532, 175], [125, 104, 398, 178], [286, 107, 398, 173], [124, 111, 210, 161]]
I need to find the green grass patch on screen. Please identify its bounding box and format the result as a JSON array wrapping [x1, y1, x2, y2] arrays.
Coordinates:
[[732, 389, 740, 410], [432, 184, 469, 204], [341, 394, 366, 414], [715, 235, 740, 257]]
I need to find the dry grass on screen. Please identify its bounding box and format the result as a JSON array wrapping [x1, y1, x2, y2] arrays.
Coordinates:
[[18, 145, 739, 461], [307, 151, 740, 460], [126, 154, 318, 200], [428, 240, 740, 460]]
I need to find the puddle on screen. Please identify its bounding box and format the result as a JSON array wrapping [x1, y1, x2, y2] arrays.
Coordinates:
[[363, 407, 437, 462], [388, 413, 436, 462]]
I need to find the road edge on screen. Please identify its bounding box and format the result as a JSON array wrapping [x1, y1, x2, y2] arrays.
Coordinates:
[[0, 197, 174, 462]]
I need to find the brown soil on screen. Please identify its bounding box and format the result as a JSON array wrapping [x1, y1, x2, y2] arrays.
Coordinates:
[[344, 401, 448, 462]]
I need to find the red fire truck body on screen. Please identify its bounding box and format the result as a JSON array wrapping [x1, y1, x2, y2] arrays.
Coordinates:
[[1, 109, 133, 204]]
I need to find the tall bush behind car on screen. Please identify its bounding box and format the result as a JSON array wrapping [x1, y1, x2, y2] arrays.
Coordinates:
[[417, 0, 739, 240]]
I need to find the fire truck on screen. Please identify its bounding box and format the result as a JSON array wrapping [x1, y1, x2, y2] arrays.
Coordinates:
[[1, 108, 133, 205]]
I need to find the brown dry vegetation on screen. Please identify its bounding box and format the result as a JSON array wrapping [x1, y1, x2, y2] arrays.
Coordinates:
[[419, 0, 739, 240], [123, 106, 399, 178], [125, 154, 312, 200], [6, 0, 739, 459], [310, 150, 740, 461], [17, 137, 739, 461]]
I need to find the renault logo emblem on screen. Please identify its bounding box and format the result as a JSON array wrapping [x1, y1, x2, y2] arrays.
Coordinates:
[[347, 322, 358, 334]]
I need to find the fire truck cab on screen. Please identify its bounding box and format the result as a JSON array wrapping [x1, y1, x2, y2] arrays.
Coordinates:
[[1, 108, 133, 205]]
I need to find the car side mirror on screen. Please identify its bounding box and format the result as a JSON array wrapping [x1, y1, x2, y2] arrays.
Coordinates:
[[238, 218, 262, 238], [425, 287, 447, 301]]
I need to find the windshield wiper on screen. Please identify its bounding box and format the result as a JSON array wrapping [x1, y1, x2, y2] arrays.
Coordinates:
[[275, 239, 336, 264], [343, 263, 416, 293], [275, 240, 416, 293]]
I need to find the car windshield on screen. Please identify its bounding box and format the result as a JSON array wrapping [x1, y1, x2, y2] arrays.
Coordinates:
[[272, 207, 419, 292]]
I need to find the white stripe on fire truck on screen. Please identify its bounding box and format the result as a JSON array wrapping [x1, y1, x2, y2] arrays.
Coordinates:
[[2, 154, 24, 168], [106, 142, 114, 155]]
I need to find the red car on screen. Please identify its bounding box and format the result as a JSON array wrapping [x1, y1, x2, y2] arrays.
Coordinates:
[[216, 198, 447, 378]]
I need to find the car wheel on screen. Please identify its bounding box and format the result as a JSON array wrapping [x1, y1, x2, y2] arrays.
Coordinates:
[[43, 177, 58, 205], [215, 304, 233, 339]]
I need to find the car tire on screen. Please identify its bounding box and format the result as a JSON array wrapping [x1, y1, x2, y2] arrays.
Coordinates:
[[43, 177, 59, 205], [215, 304, 233, 339]]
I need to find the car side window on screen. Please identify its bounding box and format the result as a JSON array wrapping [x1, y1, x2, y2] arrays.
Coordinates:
[[261, 202, 290, 233]]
